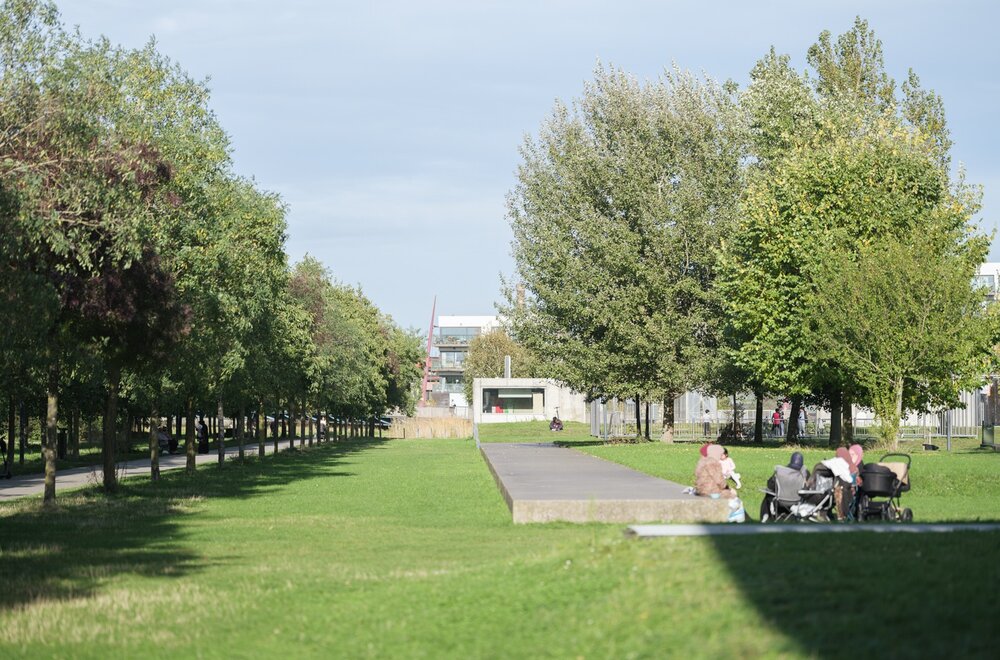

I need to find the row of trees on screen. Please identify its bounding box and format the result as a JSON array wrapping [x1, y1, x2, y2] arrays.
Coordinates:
[[0, 0, 421, 503], [504, 18, 997, 447]]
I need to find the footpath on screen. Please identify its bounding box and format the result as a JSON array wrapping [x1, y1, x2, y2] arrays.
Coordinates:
[[0, 438, 304, 501]]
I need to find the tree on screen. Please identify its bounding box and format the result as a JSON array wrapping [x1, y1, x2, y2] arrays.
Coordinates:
[[462, 329, 536, 404], [717, 17, 972, 444], [808, 230, 993, 448], [504, 64, 744, 437]]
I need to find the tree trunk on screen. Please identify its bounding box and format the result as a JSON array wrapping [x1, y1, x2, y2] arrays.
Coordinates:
[[644, 402, 650, 440], [103, 364, 120, 492], [258, 401, 266, 459], [754, 390, 764, 443], [829, 390, 843, 447], [18, 399, 26, 464], [185, 399, 196, 473], [43, 364, 59, 504], [785, 398, 801, 444], [71, 408, 80, 457], [308, 406, 314, 447], [217, 397, 225, 467], [660, 396, 675, 443], [892, 377, 904, 451], [6, 395, 15, 472], [634, 394, 641, 437], [237, 404, 245, 461], [842, 393, 854, 444], [149, 405, 160, 482]]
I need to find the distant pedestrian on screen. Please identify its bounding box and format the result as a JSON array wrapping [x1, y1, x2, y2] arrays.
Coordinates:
[[771, 408, 781, 437], [197, 418, 209, 454], [702, 409, 712, 437], [798, 408, 806, 437]]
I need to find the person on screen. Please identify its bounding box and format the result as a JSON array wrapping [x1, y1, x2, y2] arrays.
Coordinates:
[[798, 408, 807, 437], [156, 426, 171, 454], [319, 416, 328, 440], [694, 444, 736, 499], [827, 447, 858, 520], [702, 409, 712, 437], [197, 417, 210, 454], [771, 408, 782, 437], [549, 416, 563, 432], [719, 447, 741, 489], [0, 437, 10, 478]]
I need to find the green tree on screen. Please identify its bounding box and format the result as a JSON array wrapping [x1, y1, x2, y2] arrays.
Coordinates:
[[462, 329, 536, 404], [504, 64, 744, 438]]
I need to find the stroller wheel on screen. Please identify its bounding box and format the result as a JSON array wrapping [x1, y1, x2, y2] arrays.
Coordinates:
[[901, 508, 913, 522]]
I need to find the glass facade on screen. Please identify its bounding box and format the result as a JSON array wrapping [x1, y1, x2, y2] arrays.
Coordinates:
[[482, 387, 545, 414], [439, 351, 467, 368], [975, 274, 996, 290], [437, 327, 481, 345]]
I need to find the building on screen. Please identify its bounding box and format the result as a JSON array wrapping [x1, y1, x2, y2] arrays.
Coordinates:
[[472, 377, 588, 424], [975, 262, 1000, 302], [423, 314, 499, 410]]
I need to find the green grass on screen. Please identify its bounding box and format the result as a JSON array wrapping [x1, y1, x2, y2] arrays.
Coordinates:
[[477, 419, 592, 443], [570, 440, 1000, 522], [1, 435, 997, 658]]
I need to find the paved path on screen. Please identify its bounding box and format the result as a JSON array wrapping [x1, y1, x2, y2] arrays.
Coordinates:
[[480, 442, 729, 524], [626, 522, 1000, 537], [0, 438, 310, 501]]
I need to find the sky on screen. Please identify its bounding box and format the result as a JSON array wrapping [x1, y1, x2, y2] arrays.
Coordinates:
[[57, 0, 1000, 331]]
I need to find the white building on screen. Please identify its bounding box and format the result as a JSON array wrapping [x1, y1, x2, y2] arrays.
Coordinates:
[[472, 377, 588, 424], [426, 315, 499, 409]]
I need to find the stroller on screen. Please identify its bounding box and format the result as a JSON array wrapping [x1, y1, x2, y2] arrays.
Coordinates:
[[857, 453, 912, 522], [759, 464, 836, 522]]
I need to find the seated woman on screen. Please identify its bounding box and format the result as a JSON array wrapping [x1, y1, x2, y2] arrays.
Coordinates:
[[694, 444, 736, 499], [549, 416, 563, 432]]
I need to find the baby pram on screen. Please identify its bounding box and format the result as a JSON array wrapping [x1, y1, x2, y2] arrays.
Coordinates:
[[857, 453, 912, 522], [759, 464, 836, 522]]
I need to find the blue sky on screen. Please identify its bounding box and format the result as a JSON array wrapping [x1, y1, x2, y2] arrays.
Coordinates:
[[58, 1, 1000, 331]]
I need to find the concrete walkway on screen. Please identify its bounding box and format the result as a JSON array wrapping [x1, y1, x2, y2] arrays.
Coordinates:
[[0, 438, 308, 501], [480, 442, 729, 524]]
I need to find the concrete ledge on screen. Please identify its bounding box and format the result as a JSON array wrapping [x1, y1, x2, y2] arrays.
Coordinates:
[[480, 442, 729, 524]]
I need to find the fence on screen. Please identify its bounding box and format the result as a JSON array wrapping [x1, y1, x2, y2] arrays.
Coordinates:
[[590, 387, 990, 447]]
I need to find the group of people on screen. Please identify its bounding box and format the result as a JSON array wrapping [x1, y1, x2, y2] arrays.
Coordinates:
[[770, 445, 865, 519], [770, 407, 811, 438], [693, 441, 866, 522], [693, 442, 743, 499], [155, 418, 211, 455]]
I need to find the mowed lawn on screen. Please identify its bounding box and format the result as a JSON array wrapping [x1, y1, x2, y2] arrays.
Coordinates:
[[0, 436, 997, 658]]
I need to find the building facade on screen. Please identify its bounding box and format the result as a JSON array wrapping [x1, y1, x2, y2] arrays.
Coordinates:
[[424, 314, 499, 410]]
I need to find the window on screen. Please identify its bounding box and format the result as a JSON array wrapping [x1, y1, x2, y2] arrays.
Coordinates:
[[437, 327, 482, 345], [482, 387, 545, 414]]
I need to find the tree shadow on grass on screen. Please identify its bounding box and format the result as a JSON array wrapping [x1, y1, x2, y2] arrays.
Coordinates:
[[0, 438, 386, 612], [707, 529, 1000, 657]]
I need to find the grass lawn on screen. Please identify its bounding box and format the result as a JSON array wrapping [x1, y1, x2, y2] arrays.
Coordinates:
[[1, 435, 997, 658]]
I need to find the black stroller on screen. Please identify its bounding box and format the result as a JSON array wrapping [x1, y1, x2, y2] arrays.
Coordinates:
[[759, 464, 836, 522], [857, 453, 912, 522]]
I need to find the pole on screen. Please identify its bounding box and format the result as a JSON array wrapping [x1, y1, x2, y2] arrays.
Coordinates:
[[419, 296, 437, 406]]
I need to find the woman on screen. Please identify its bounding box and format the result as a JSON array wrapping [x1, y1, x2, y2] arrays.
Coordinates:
[[694, 444, 736, 499]]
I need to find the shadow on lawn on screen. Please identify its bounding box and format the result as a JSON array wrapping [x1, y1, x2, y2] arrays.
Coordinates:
[[708, 529, 1000, 656], [0, 438, 386, 612]]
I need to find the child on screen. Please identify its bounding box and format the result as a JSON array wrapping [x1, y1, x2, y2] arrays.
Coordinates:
[[719, 447, 742, 490]]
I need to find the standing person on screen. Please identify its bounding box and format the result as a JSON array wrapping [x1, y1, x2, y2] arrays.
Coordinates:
[[702, 409, 712, 437], [771, 408, 782, 437], [319, 415, 327, 440], [798, 407, 807, 437], [197, 417, 209, 454]]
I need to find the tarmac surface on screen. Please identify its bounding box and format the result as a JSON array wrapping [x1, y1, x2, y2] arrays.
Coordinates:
[[480, 442, 730, 524], [0, 437, 304, 501]]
